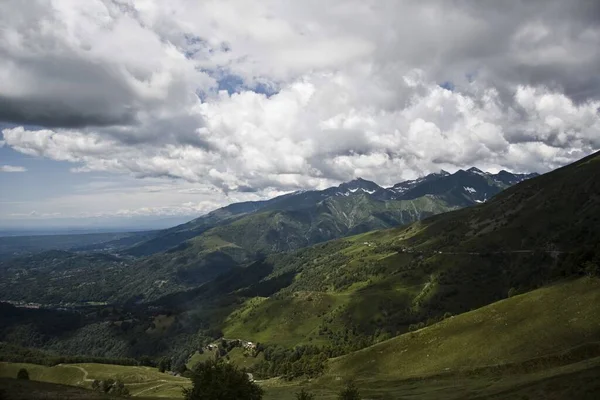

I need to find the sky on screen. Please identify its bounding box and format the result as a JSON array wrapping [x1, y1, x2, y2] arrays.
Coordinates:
[[1, 0, 600, 231]]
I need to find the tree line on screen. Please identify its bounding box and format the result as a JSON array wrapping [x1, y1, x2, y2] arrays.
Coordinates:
[[0, 343, 151, 367]]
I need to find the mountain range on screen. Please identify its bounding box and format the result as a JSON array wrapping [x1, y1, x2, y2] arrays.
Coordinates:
[[1, 151, 599, 400], [0, 167, 538, 303], [107, 167, 537, 259]]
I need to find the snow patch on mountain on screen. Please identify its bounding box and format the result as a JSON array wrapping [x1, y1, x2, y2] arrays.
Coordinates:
[[467, 167, 488, 177]]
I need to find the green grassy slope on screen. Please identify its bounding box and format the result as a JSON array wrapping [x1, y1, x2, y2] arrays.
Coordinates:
[[0, 362, 191, 398], [0, 377, 116, 400], [0, 363, 83, 386], [223, 292, 350, 346], [260, 278, 600, 399], [263, 357, 600, 400], [326, 277, 600, 380]]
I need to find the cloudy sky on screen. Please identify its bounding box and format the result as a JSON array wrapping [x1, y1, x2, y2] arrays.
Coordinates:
[[1, 0, 599, 230]]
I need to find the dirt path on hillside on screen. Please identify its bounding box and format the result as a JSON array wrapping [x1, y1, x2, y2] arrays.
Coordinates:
[[59, 364, 93, 384], [400, 248, 566, 256], [58, 364, 187, 396], [133, 383, 172, 396]]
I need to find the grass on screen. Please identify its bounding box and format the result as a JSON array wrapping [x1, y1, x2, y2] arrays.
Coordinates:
[[223, 292, 350, 346], [326, 278, 600, 380], [0, 363, 83, 386], [263, 356, 600, 399], [225, 348, 264, 369], [0, 377, 114, 400], [73, 363, 189, 384], [259, 277, 600, 399], [186, 350, 216, 369], [0, 362, 191, 398]]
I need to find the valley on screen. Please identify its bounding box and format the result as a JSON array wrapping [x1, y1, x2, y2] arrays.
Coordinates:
[[1, 278, 599, 399]]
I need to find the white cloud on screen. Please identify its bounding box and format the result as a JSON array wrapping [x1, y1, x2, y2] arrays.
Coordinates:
[[0, 0, 599, 220], [0, 164, 27, 172], [4, 74, 599, 191]]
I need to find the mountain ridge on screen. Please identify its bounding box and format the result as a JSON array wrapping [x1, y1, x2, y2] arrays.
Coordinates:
[[121, 167, 538, 257], [0, 167, 540, 304]]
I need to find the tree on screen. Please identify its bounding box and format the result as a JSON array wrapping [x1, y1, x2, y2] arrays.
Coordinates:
[[91, 380, 101, 391], [158, 357, 171, 373], [173, 352, 189, 375], [174, 363, 188, 375], [16, 368, 29, 380], [183, 360, 263, 400], [101, 378, 115, 393], [111, 380, 130, 397], [295, 388, 315, 400], [583, 261, 600, 277], [338, 380, 360, 400]]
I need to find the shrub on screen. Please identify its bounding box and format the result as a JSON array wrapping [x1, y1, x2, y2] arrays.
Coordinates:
[[338, 380, 360, 400], [101, 379, 115, 393], [111, 380, 130, 397], [16, 368, 29, 380], [583, 262, 600, 277], [295, 388, 315, 400]]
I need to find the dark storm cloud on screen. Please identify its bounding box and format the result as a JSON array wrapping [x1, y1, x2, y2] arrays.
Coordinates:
[[0, 96, 136, 128]]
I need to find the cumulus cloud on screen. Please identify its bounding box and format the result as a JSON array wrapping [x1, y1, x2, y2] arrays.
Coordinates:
[[1, 0, 599, 212], [0, 165, 27, 172]]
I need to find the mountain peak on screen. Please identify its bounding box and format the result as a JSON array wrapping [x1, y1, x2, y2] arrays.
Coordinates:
[[467, 167, 484, 173], [342, 177, 379, 187], [334, 177, 382, 196], [467, 167, 488, 176]]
